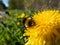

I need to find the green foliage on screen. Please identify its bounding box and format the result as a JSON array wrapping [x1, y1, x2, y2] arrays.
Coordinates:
[[0, 10, 35, 45], [8, 0, 24, 10]]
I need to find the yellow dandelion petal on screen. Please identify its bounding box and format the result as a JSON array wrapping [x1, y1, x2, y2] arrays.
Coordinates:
[[24, 10, 60, 45]]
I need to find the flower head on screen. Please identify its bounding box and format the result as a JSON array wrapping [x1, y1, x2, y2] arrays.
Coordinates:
[[18, 13, 25, 18], [24, 10, 60, 45]]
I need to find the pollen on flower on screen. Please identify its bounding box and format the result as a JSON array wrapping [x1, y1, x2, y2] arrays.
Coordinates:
[[24, 10, 60, 45]]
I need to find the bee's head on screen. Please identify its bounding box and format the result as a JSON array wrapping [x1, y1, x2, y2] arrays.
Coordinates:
[[23, 17, 35, 29]]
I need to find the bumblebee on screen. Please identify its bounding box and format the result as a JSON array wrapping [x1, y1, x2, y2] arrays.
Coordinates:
[[23, 17, 35, 29]]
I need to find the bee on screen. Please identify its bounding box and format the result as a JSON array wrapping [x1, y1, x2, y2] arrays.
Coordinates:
[[23, 17, 35, 29]]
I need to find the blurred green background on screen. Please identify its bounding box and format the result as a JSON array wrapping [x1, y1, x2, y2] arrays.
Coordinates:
[[0, 0, 60, 45]]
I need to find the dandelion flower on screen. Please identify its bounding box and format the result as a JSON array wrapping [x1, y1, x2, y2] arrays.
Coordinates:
[[18, 13, 25, 18], [24, 10, 60, 45]]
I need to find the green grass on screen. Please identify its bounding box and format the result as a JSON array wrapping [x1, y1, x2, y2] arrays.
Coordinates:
[[0, 10, 35, 45]]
